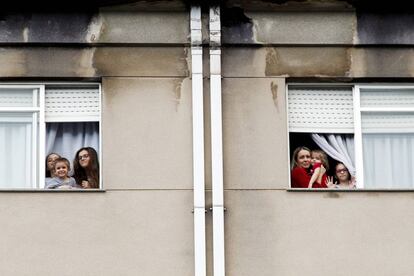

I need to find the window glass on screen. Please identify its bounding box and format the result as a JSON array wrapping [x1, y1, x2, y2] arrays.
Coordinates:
[[360, 88, 414, 108], [362, 133, 414, 188], [0, 113, 33, 188], [0, 88, 37, 107]]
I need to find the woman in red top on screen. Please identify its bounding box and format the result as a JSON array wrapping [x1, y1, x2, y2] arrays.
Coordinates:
[[291, 146, 327, 188]]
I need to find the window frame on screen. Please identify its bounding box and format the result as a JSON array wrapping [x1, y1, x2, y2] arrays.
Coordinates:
[[0, 82, 101, 190], [287, 83, 414, 189]]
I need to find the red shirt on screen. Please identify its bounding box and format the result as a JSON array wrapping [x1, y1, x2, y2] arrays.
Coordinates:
[[291, 166, 327, 188]]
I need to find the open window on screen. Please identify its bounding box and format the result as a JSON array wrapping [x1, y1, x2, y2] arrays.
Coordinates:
[[287, 84, 414, 189], [0, 83, 101, 189]]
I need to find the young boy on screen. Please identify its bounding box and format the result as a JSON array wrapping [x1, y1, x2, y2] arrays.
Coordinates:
[[45, 158, 79, 189]]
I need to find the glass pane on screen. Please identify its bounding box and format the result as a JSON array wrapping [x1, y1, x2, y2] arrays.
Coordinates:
[[0, 113, 33, 188], [0, 88, 37, 107], [362, 112, 414, 133], [363, 133, 414, 188], [360, 88, 414, 108]]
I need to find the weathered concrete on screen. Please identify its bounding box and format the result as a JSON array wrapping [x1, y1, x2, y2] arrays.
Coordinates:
[[350, 48, 414, 77], [0, 190, 194, 276], [98, 12, 189, 44], [0, 47, 97, 77], [356, 12, 414, 44], [222, 47, 351, 78], [0, 47, 189, 77], [264, 47, 351, 77], [223, 11, 355, 45], [0, 13, 94, 43], [94, 47, 189, 77], [0, 11, 189, 44], [224, 190, 414, 276], [222, 78, 288, 190], [102, 77, 193, 189], [223, 47, 414, 78]]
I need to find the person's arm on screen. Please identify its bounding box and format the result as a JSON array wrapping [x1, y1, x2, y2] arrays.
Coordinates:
[[308, 167, 320, 188], [316, 165, 326, 185]]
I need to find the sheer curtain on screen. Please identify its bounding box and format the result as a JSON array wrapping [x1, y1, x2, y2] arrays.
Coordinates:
[[363, 133, 414, 188], [311, 133, 356, 176], [0, 119, 32, 188], [46, 122, 99, 171]]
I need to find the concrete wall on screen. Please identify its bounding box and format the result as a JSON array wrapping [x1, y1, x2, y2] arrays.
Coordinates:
[[0, 3, 414, 276]]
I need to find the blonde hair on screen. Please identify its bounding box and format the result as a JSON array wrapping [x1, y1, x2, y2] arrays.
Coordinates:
[[311, 150, 329, 171]]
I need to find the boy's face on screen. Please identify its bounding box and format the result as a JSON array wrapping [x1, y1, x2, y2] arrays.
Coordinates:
[[311, 153, 322, 165], [55, 162, 69, 179]]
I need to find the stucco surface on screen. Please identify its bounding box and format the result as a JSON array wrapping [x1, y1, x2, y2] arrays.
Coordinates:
[[223, 47, 414, 78], [0, 48, 97, 77], [222, 47, 351, 77], [224, 190, 414, 276], [0, 47, 189, 78], [222, 78, 288, 190], [0, 12, 188, 44], [94, 47, 189, 77], [102, 77, 193, 189], [98, 12, 189, 43], [350, 48, 414, 78], [232, 11, 355, 45], [0, 190, 194, 276]]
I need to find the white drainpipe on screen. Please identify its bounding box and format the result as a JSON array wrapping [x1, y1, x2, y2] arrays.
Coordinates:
[[191, 6, 206, 276], [210, 6, 226, 276]]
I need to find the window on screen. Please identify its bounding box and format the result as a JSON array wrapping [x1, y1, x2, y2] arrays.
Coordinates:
[[0, 84, 101, 189], [287, 84, 414, 189]]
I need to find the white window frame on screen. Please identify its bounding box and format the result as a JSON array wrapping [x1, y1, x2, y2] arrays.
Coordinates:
[[287, 83, 414, 189], [0, 82, 101, 190]]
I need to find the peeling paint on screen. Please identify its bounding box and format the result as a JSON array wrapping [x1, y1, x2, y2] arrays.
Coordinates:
[[270, 81, 279, 111], [86, 14, 103, 43], [324, 192, 340, 198], [251, 18, 260, 44], [78, 48, 97, 77], [23, 27, 29, 42], [346, 47, 354, 77], [183, 47, 190, 77], [265, 47, 282, 76], [173, 78, 183, 111]]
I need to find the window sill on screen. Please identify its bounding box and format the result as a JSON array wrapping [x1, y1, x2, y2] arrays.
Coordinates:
[[288, 188, 414, 192]]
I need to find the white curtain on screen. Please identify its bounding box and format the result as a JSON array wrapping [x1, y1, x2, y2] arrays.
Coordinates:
[[363, 133, 414, 188], [46, 122, 99, 172], [0, 121, 32, 188], [311, 134, 356, 176]]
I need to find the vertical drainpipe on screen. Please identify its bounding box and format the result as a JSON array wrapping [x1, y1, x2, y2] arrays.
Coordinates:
[[191, 6, 207, 276], [210, 6, 226, 276]]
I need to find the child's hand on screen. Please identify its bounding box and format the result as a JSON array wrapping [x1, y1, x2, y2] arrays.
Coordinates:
[[81, 180, 91, 188]]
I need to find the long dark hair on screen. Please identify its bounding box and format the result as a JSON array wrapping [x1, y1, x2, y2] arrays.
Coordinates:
[[73, 147, 100, 188]]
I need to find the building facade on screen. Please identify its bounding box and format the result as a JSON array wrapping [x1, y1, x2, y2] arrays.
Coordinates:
[[1, 0, 414, 275]]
